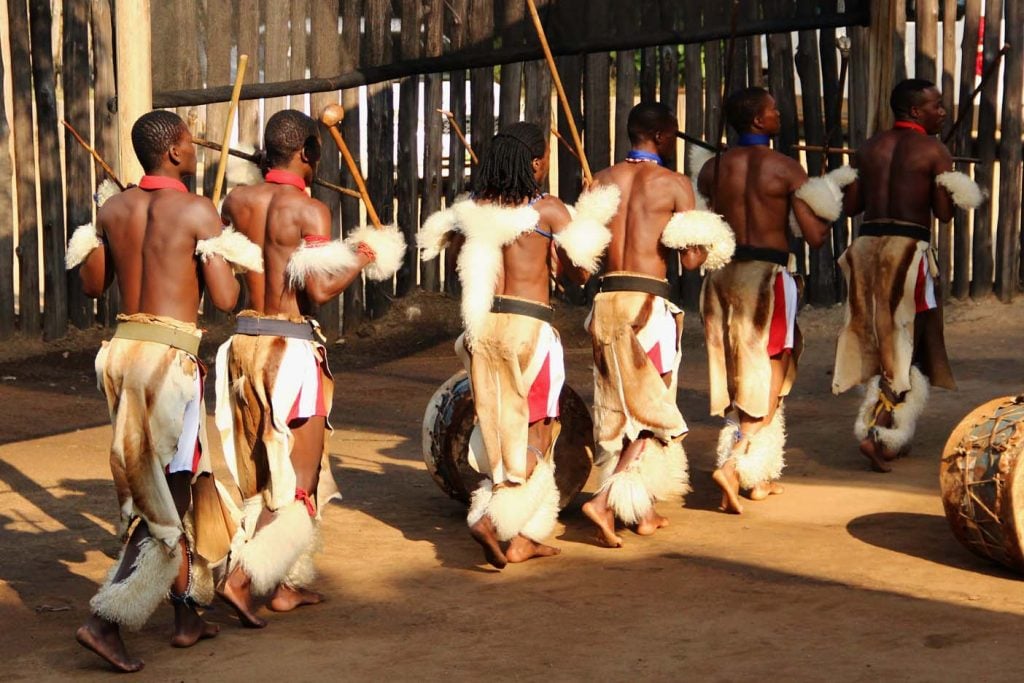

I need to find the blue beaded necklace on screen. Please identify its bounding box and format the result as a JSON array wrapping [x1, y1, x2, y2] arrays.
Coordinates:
[[625, 149, 664, 166], [738, 132, 772, 147]]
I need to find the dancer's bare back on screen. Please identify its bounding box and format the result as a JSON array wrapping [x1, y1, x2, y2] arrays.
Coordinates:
[[493, 195, 580, 303]]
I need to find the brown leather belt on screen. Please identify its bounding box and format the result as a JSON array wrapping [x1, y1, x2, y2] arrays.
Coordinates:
[[235, 316, 317, 341], [599, 274, 671, 299], [859, 221, 931, 243], [490, 296, 554, 323], [733, 245, 790, 267], [113, 322, 201, 356]]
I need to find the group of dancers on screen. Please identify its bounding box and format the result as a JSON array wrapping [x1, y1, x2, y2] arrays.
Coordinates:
[[66, 78, 982, 672]]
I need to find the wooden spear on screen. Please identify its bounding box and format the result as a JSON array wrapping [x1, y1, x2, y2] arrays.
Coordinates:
[[438, 109, 478, 165], [210, 54, 248, 205], [320, 104, 383, 229], [61, 119, 125, 190]]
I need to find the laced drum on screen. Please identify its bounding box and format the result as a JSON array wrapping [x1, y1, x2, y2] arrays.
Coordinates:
[[939, 395, 1024, 573], [422, 371, 594, 509]]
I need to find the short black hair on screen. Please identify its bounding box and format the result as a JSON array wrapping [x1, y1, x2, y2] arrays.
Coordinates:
[[263, 109, 321, 170], [627, 102, 675, 144], [725, 87, 772, 134], [890, 78, 936, 119], [131, 110, 188, 173], [473, 121, 546, 205]]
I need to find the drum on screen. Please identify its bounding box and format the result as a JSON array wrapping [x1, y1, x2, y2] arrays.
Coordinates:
[[940, 395, 1024, 573], [422, 371, 594, 509]]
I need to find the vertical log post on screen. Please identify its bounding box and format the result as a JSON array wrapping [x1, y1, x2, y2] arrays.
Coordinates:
[[951, 0, 979, 299], [996, 0, 1022, 300], [263, 0, 290, 122], [970, 0, 1002, 298], [420, 0, 444, 291], [365, 0, 395, 318], [468, 0, 495, 186], [640, 47, 658, 102], [310, 0, 342, 336], [704, 40, 722, 150], [0, 27, 14, 337], [498, 1, 524, 129], [115, 0, 152, 185], [555, 55, 583, 205], [445, 0, 469, 295], [938, 0, 956, 299], [396, 0, 422, 296], [585, 51, 611, 174], [289, 0, 309, 111], [340, 0, 365, 329], [915, 0, 938, 81], [63, 0, 93, 328], [92, 0, 119, 324], [613, 50, 636, 162], [658, 45, 679, 170], [29, 0, 68, 339], [236, 0, 261, 150]]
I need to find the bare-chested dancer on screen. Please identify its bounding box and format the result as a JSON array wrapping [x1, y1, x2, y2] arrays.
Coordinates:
[[214, 110, 405, 625], [418, 122, 617, 567], [698, 87, 845, 513], [834, 79, 982, 472], [67, 110, 261, 672], [581, 102, 733, 547]]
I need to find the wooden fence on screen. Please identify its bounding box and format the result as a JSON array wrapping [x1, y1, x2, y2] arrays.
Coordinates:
[[0, 0, 1021, 340]]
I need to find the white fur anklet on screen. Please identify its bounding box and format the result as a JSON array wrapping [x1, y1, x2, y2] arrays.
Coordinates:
[[854, 366, 929, 453], [89, 537, 180, 631], [598, 439, 689, 525], [466, 459, 560, 542], [230, 500, 315, 595], [717, 409, 787, 491]]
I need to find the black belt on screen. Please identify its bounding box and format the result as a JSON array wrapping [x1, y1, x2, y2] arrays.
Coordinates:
[[490, 296, 553, 323], [235, 316, 316, 341], [859, 221, 931, 243], [599, 274, 671, 299], [733, 245, 790, 267]]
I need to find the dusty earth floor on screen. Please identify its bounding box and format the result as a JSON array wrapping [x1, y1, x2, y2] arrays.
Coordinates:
[[2, 293, 1024, 681]]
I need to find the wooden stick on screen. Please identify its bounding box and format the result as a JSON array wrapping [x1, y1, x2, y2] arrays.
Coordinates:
[[675, 130, 719, 152], [793, 143, 979, 164], [438, 109, 478, 165], [192, 137, 362, 199], [712, 0, 742, 206], [320, 104, 383, 229], [61, 119, 125, 190], [551, 127, 580, 161], [210, 54, 248, 205], [525, 0, 592, 186]]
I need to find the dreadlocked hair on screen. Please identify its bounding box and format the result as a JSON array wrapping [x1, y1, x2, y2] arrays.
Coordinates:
[[473, 122, 546, 206], [725, 87, 772, 134], [264, 109, 321, 171], [131, 110, 188, 173]]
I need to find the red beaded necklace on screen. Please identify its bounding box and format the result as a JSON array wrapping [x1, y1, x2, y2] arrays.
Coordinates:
[[264, 169, 308, 190], [893, 120, 927, 135]]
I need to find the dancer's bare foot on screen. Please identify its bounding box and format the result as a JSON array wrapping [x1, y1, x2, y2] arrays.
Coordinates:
[[170, 603, 219, 648], [469, 516, 507, 569], [216, 569, 267, 628], [859, 435, 892, 473], [268, 584, 324, 612], [75, 617, 144, 673], [635, 510, 669, 536], [506, 535, 561, 563], [713, 465, 744, 514], [582, 500, 623, 547], [749, 481, 785, 501]]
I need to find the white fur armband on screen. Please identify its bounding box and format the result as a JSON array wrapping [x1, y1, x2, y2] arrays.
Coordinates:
[[65, 223, 103, 270], [286, 238, 359, 290], [661, 210, 736, 271], [347, 224, 407, 281], [555, 185, 619, 273], [794, 165, 858, 223], [93, 179, 120, 208], [936, 171, 985, 209], [418, 204, 461, 261], [196, 227, 264, 274]]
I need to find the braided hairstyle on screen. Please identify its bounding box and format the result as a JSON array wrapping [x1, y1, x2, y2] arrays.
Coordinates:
[[473, 121, 546, 206], [131, 110, 188, 173], [263, 110, 321, 172]]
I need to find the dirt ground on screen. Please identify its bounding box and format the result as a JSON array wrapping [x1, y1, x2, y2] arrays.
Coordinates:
[[3, 293, 1024, 681]]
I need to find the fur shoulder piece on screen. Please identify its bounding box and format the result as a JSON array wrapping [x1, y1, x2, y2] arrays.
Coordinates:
[[286, 238, 359, 290], [347, 224, 406, 281], [936, 171, 985, 209], [454, 200, 540, 341], [418, 197, 468, 261], [196, 227, 264, 274], [554, 185, 618, 273], [93, 179, 120, 208], [65, 224, 102, 270], [794, 165, 858, 223], [661, 210, 736, 271]]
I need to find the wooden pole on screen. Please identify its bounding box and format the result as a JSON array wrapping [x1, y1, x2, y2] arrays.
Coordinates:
[[525, 0, 592, 186], [585, 50, 612, 173], [236, 0, 260, 151], [320, 105, 383, 230], [114, 0, 152, 185], [396, 0, 422, 296], [614, 49, 636, 162], [951, 0, 980, 299], [62, 121, 124, 190], [365, 0, 395, 318], [0, 22, 14, 338], [288, 0, 309, 111], [938, 0, 957, 300], [996, 0, 1022, 300], [263, 0, 290, 122], [210, 54, 249, 207], [421, 0, 445, 292], [469, 0, 495, 185], [498, 0, 525, 129], [92, 0, 120, 325], [915, 0, 938, 81], [30, 0, 68, 339], [445, 0, 469, 297], [340, 0, 366, 329], [439, 110, 478, 165]]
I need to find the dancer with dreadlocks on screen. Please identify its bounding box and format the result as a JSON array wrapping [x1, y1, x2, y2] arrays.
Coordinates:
[[834, 79, 983, 472], [67, 111, 261, 672], [214, 109, 404, 625], [583, 102, 734, 547], [419, 122, 618, 568]]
